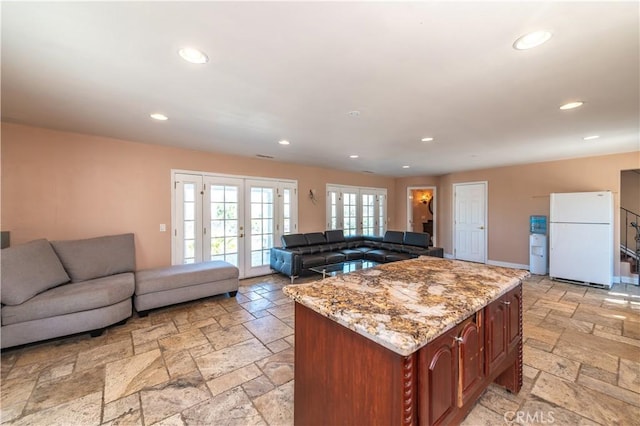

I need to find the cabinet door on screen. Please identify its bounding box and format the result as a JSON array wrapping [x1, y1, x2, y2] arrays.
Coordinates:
[[505, 288, 522, 353], [485, 298, 508, 376], [420, 330, 458, 426], [457, 318, 485, 407]]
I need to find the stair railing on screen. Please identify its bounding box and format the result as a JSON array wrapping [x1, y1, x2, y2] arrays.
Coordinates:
[[621, 207, 640, 283]]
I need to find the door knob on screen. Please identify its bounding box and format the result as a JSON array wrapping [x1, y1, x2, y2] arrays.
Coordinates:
[[479, 226, 485, 230]]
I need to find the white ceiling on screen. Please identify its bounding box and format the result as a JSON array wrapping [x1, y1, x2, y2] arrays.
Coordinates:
[[2, 1, 639, 177]]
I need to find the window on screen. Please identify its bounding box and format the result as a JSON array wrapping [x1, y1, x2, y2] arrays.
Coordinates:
[[343, 192, 358, 236], [326, 184, 387, 236], [361, 193, 375, 236]]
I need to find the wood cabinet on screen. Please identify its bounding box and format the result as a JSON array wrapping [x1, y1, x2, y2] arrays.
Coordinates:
[[485, 286, 522, 378], [419, 328, 458, 425], [292, 283, 522, 426], [418, 313, 485, 425], [457, 316, 485, 407]]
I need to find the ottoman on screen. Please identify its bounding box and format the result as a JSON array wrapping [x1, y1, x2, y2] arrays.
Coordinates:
[[134, 261, 239, 314]]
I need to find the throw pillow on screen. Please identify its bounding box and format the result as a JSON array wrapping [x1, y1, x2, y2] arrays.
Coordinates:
[[1, 239, 71, 305], [51, 233, 135, 282]]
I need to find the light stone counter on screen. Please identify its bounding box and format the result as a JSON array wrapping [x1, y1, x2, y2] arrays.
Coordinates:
[[283, 256, 530, 356]]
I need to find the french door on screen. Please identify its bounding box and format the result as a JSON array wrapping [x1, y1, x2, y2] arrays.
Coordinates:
[[453, 182, 487, 263], [326, 185, 387, 237], [173, 172, 297, 278]]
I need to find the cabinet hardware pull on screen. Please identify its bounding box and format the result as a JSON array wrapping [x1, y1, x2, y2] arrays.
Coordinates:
[[453, 336, 463, 343], [502, 301, 511, 305]]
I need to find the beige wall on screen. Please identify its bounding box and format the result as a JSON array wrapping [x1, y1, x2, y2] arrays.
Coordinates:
[[3, 122, 639, 276], [1, 123, 396, 269], [433, 153, 638, 276], [393, 176, 440, 231]]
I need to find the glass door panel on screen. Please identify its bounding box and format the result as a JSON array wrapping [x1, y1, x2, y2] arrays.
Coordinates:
[[343, 192, 358, 236], [174, 173, 203, 265], [245, 181, 277, 277], [361, 193, 375, 236], [204, 177, 243, 269], [377, 193, 387, 236], [327, 190, 340, 230]]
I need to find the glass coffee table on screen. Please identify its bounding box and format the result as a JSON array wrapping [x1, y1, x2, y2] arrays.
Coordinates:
[[309, 260, 380, 279]]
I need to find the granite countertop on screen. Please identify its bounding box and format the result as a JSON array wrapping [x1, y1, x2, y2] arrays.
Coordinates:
[[282, 256, 530, 356]]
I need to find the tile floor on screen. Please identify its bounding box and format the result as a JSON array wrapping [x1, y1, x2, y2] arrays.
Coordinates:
[[1, 273, 639, 425]]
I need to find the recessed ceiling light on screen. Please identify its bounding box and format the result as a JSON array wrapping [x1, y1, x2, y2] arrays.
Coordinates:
[[513, 30, 552, 50], [560, 101, 584, 110], [150, 113, 168, 121], [349, 155, 359, 159], [421, 137, 434, 142], [278, 140, 290, 145], [402, 165, 410, 169], [178, 47, 209, 64], [583, 135, 600, 141]]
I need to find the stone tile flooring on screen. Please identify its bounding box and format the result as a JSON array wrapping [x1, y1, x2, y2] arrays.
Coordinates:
[[1, 273, 639, 425]]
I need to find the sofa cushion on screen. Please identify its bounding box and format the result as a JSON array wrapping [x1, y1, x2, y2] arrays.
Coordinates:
[[281, 234, 307, 248], [1, 272, 134, 325], [340, 249, 364, 260], [384, 252, 413, 262], [323, 252, 346, 264], [135, 261, 239, 295], [383, 231, 404, 244], [325, 230, 346, 243], [300, 254, 326, 269], [402, 246, 431, 255], [327, 242, 347, 251], [298, 245, 325, 255], [365, 249, 391, 263], [1, 239, 71, 306], [403, 232, 429, 248], [381, 242, 404, 251], [304, 232, 327, 245], [51, 234, 135, 282]]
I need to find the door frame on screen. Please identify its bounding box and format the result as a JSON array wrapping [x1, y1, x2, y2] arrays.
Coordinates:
[[171, 169, 297, 278], [452, 181, 488, 264], [407, 186, 437, 246]]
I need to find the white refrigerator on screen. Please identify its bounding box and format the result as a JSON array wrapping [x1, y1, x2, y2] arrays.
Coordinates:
[[549, 191, 613, 288]]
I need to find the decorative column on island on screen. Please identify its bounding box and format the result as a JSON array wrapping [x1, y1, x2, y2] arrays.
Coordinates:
[[283, 257, 530, 426]]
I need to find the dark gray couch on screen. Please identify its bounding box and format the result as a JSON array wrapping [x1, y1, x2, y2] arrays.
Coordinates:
[[270, 230, 444, 282], [1, 234, 136, 349]]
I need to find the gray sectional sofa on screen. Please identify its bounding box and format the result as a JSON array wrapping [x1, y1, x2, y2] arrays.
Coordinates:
[[270, 229, 444, 281], [1, 234, 240, 349], [1, 234, 136, 349]]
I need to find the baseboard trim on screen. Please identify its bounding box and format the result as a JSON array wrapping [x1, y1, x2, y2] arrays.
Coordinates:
[[620, 275, 640, 285], [487, 260, 530, 270], [442, 255, 529, 271]]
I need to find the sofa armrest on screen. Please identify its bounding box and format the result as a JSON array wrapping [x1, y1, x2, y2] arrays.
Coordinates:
[[270, 247, 301, 278]]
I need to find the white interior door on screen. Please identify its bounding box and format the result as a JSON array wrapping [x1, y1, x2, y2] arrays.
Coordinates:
[[454, 182, 487, 263]]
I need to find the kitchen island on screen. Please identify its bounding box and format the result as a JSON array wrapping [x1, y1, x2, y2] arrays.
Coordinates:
[[283, 256, 530, 426]]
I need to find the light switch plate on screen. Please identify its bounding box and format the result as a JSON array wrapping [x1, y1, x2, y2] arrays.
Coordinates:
[[159, 224, 166, 232]]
